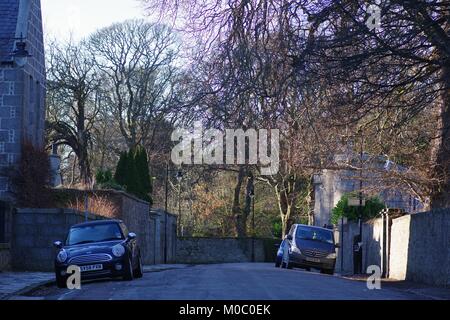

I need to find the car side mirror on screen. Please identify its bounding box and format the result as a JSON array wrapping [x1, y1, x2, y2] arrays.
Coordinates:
[[128, 232, 137, 240], [286, 235, 293, 240], [53, 241, 63, 249]]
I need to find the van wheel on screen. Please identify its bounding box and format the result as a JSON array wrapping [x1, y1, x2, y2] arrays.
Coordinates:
[[286, 260, 293, 269], [281, 250, 288, 269], [283, 254, 293, 269]]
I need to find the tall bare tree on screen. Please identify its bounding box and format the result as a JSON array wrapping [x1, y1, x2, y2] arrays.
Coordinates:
[[143, 0, 450, 209], [299, 0, 449, 208], [46, 39, 101, 185], [88, 19, 180, 149]]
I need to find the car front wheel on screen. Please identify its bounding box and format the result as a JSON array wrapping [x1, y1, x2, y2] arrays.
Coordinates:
[[133, 254, 144, 278], [123, 257, 134, 281], [55, 273, 67, 289]]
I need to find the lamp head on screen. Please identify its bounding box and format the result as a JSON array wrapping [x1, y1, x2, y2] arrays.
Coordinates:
[[12, 40, 31, 67], [176, 170, 183, 182]]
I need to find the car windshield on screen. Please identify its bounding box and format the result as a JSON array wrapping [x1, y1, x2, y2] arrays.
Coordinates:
[[295, 226, 334, 244], [66, 223, 124, 246]]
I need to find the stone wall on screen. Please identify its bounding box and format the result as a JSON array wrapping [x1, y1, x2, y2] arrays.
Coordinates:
[[389, 209, 449, 287], [0, 187, 178, 271], [147, 209, 177, 264], [389, 214, 409, 281], [335, 222, 359, 275], [335, 209, 449, 287], [113, 192, 153, 264], [335, 217, 388, 276], [117, 197, 176, 265], [11, 208, 104, 271], [175, 238, 266, 264], [52, 189, 178, 265]]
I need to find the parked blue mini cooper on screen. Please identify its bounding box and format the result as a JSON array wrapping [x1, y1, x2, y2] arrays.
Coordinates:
[[53, 220, 143, 288]]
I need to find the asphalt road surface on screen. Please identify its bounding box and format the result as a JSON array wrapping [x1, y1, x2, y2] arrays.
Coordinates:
[[27, 263, 427, 300]]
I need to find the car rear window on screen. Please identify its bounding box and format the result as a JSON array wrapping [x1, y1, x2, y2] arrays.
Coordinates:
[[66, 223, 124, 246]]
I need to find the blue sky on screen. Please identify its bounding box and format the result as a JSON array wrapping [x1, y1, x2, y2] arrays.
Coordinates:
[[41, 0, 153, 41]]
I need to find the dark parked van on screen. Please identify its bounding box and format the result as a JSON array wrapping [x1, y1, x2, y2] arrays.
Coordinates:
[[279, 224, 339, 274]]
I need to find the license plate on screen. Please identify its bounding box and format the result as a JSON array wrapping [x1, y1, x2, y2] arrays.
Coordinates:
[[80, 264, 103, 272], [306, 257, 321, 263]]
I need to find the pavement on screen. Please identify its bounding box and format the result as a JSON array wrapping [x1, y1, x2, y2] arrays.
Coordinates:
[[0, 271, 54, 300], [0, 264, 189, 300], [341, 274, 450, 300], [3, 263, 449, 300]]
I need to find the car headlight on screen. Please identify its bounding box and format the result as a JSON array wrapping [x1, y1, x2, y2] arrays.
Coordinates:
[[326, 253, 337, 259], [56, 249, 68, 263], [112, 244, 125, 257]]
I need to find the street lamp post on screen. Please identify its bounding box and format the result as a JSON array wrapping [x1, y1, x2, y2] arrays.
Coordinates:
[[176, 170, 183, 236], [165, 163, 169, 213], [164, 163, 169, 264], [357, 129, 364, 274], [249, 189, 255, 262], [163, 164, 183, 263]]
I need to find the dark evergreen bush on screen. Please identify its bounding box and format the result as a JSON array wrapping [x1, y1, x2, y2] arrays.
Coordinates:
[[113, 146, 152, 203]]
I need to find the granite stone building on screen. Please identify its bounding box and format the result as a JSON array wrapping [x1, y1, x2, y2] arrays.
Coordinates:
[[0, 0, 46, 199], [313, 153, 425, 227]]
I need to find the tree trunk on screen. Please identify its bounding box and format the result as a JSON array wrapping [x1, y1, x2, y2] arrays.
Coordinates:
[[431, 59, 450, 208], [75, 95, 92, 187], [274, 184, 292, 238], [70, 155, 76, 187], [243, 172, 254, 235], [280, 205, 292, 239], [78, 142, 91, 186]]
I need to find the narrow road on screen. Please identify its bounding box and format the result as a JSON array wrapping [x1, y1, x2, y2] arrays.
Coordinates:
[[28, 263, 427, 300]]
